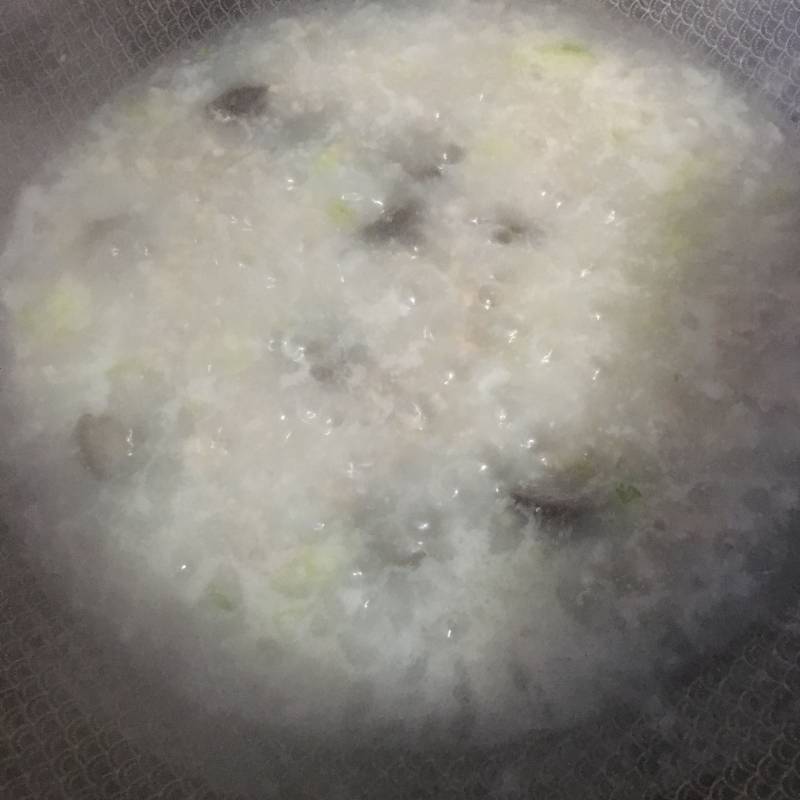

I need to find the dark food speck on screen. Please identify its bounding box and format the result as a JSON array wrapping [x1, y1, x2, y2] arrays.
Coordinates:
[[207, 84, 269, 122], [490, 211, 544, 245], [510, 486, 594, 529], [407, 141, 466, 180], [75, 413, 136, 480], [394, 130, 466, 180], [361, 199, 424, 246]]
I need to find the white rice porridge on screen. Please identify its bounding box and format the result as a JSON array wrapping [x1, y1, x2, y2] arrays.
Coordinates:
[[2, 0, 800, 741]]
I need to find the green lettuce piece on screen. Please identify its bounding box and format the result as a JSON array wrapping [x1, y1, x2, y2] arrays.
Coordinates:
[[271, 540, 348, 599], [540, 40, 594, 60], [205, 584, 239, 612], [19, 274, 92, 341], [658, 157, 719, 258], [512, 38, 596, 72], [614, 483, 642, 505], [326, 197, 358, 228], [214, 331, 260, 375], [312, 142, 346, 174]]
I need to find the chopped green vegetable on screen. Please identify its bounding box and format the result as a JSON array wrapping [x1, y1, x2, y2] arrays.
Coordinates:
[[106, 355, 151, 382], [271, 541, 348, 598], [122, 99, 150, 123], [473, 134, 519, 163], [312, 142, 345, 174], [666, 158, 709, 196], [512, 38, 596, 72], [657, 158, 719, 258], [271, 602, 311, 637], [327, 197, 358, 228], [541, 40, 594, 58], [207, 586, 238, 612], [19, 274, 92, 342], [123, 88, 179, 125], [562, 454, 597, 485], [614, 483, 643, 505], [214, 331, 260, 375], [203, 566, 243, 614]]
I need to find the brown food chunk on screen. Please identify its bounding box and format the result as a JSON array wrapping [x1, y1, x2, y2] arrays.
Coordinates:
[[361, 200, 424, 246], [394, 549, 427, 569], [488, 207, 545, 245], [206, 84, 269, 122], [75, 413, 135, 479], [491, 222, 528, 244], [509, 487, 593, 528], [491, 217, 545, 245], [404, 141, 466, 180]]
